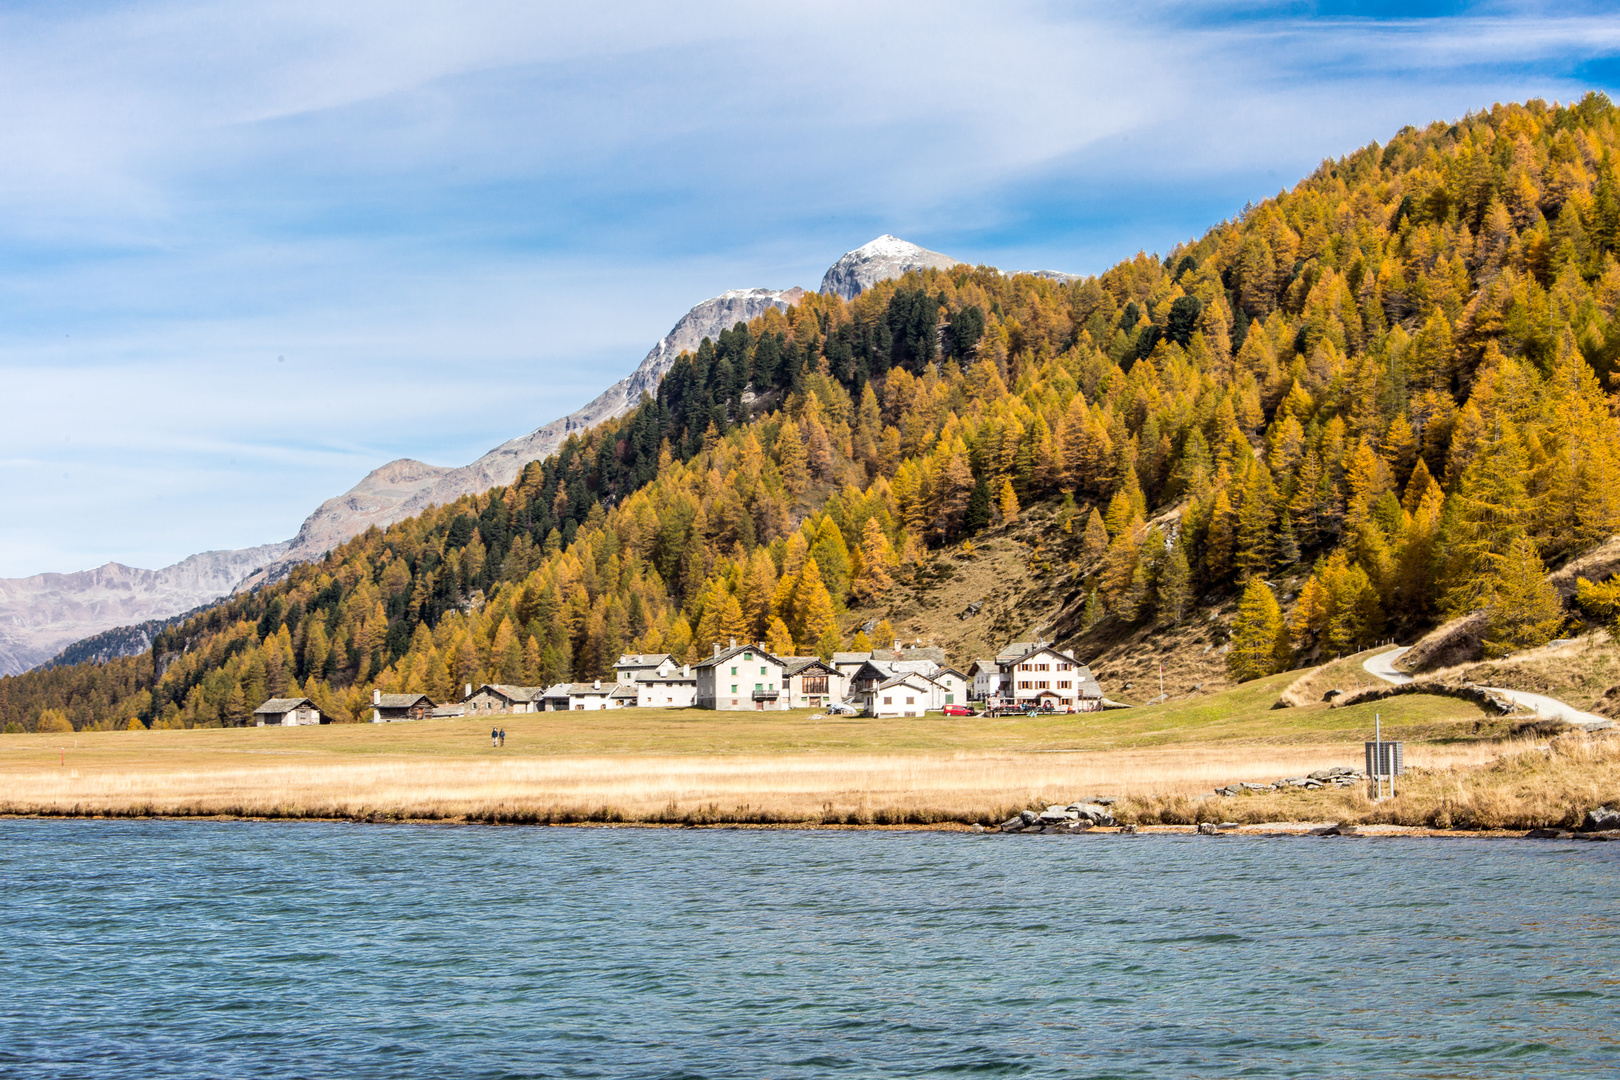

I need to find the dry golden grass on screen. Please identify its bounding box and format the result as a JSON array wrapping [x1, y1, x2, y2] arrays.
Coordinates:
[[1123, 732, 1620, 831], [0, 690, 1511, 825], [0, 740, 1512, 825], [2, 669, 1600, 829], [1277, 649, 1393, 708], [1417, 633, 1620, 718]]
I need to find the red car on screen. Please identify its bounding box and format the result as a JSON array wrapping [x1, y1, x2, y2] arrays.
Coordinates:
[[941, 704, 976, 716]]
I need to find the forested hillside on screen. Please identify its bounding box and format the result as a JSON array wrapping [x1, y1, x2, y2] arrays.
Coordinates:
[[7, 93, 1620, 731]]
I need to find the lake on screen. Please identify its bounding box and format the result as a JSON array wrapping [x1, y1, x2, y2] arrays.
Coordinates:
[[2, 820, 1616, 1078]]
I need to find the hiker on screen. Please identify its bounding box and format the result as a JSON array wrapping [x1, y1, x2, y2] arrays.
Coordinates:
[[491, 727, 498, 748], [499, 728, 506, 747]]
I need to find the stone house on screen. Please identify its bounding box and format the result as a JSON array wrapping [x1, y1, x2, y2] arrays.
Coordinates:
[[463, 684, 546, 715], [694, 642, 788, 710], [370, 690, 435, 723], [253, 697, 324, 726]]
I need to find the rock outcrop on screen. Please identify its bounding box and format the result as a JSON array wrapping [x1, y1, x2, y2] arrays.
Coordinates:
[[819, 235, 961, 300], [0, 544, 289, 676]]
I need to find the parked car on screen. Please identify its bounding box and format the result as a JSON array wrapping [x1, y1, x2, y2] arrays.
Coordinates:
[[941, 704, 976, 716], [824, 701, 860, 716]]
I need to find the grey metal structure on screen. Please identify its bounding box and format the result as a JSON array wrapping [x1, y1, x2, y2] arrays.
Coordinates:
[[1366, 713, 1404, 800]]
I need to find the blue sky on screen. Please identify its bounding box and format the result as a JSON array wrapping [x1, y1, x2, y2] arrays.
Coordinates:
[[1, 1, 1617, 577]]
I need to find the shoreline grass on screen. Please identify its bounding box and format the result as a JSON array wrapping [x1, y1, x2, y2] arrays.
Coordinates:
[[3, 676, 1611, 832]]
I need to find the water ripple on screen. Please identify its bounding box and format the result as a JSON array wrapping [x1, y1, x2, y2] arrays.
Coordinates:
[[2, 821, 1618, 1078]]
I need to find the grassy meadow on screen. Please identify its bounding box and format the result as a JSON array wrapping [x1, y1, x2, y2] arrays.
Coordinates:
[[6, 668, 1600, 829]]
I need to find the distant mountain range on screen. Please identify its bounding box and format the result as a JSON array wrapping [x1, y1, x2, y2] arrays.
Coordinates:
[[0, 235, 1003, 675]]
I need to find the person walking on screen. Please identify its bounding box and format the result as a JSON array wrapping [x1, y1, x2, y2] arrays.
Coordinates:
[[499, 727, 506, 747], [491, 727, 498, 748]]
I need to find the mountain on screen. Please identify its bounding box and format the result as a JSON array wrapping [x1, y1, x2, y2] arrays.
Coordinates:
[[0, 544, 288, 675], [38, 603, 217, 670], [266, 287, 807, 573], [819, 235, 960, 300]]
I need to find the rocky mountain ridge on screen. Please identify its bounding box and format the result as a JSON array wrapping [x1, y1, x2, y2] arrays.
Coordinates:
[[819, 235, 959, 300], [0, 544, 289, 675]]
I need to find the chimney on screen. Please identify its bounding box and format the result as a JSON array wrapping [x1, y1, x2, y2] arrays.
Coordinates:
[[464, 683, 472, 699], [593, 678, 601, 690], [714, 643, 722, 658], [372, 688, 380, 705], [893, 639, 901, 652], [729, 636, 736, 648]]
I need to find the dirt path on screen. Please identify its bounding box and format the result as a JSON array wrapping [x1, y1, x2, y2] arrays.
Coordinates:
[[1364, 647, 1613, 731]]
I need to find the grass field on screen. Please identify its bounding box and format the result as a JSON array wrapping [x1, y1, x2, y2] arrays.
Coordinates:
[[5, 670, 1582, 827]]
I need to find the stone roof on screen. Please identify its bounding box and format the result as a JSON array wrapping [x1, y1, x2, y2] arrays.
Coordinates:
[[375, 693, 433, 709], [614, 653, 671, 668], [694, 643, 783, 669], [609, 685, 638, 699], [873, 645, 947, 664], [429, 705, 465, 718], [995, 642, 1041, 663], [254, 697, 315, 715], [831, 651, 872, 664], [872, 672, 936, 692], [782, 656, 835, 676], [471, 684, 546, 703]]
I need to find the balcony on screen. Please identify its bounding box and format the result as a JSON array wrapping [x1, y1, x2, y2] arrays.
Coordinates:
[[751, 687, 780, 701]]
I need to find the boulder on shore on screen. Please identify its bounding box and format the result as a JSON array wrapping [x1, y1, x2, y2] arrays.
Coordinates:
[[1580, 806, 1620, 832]]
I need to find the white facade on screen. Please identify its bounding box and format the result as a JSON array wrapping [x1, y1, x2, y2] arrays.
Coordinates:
[[634, 676, 698, 708], [862, 673, 937, 718], [695, 644, 788, 710], [998, 645, 1102, 711], [968, 660, 1002, 701], [931, 668, 968, 708]]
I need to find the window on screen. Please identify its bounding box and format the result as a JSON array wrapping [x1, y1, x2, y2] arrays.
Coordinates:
[[731, 666, 737, 676], [1058, 681, 1071, 689], [945, 694, 954, 704], [803, 676, 828, 695], [906, 696, 915, 705], [884, 696, 893, 705], [743, 652, 753, 660], [755, 683, 762, 693], [574, 704, 583, 710], [1058, 663, 1072, 672], [760, 666, 767, 675], [731, 685, 738, 694]]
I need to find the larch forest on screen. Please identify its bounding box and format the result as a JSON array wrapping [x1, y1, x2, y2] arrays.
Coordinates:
[[9, 94, 1620, 732]]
